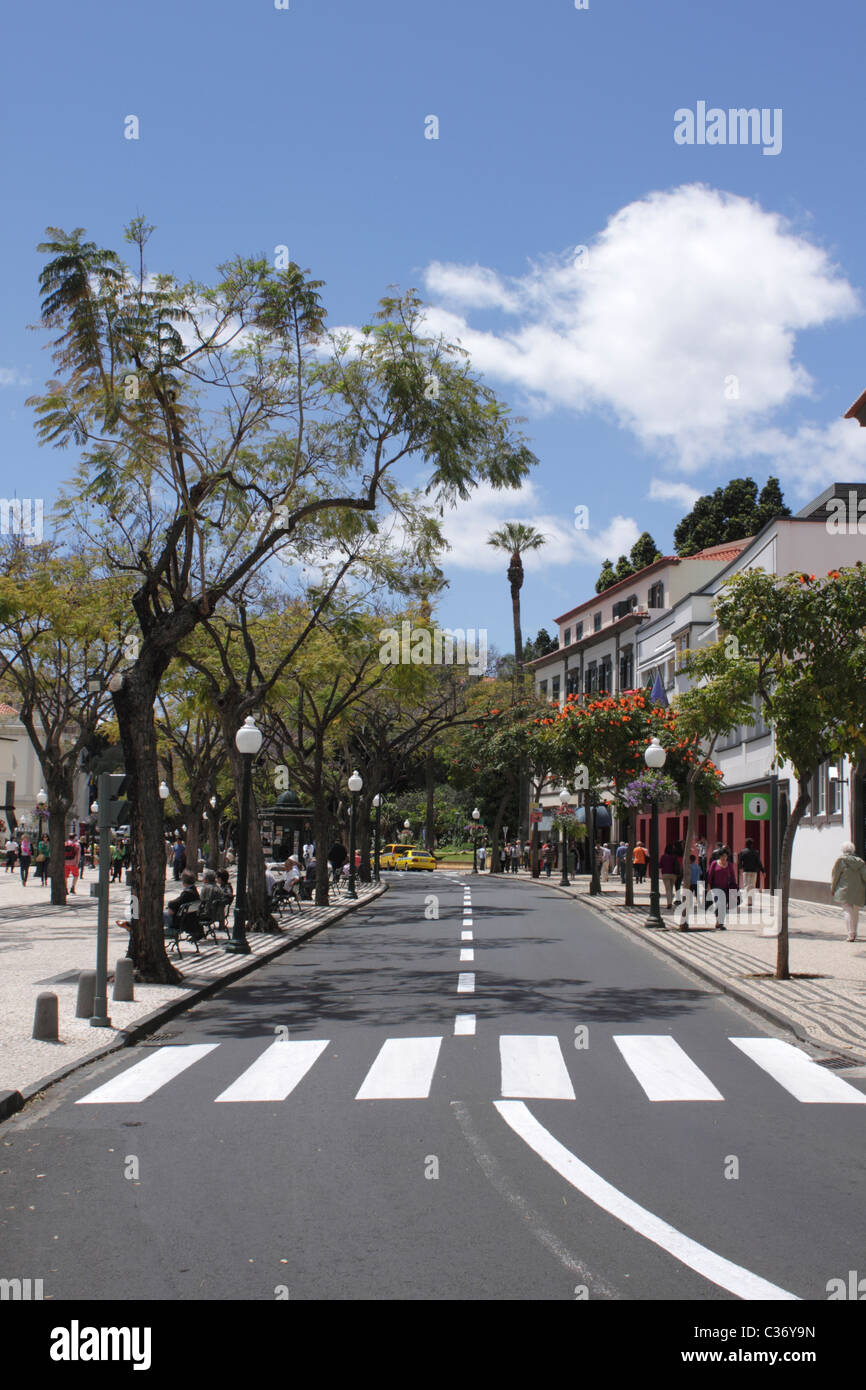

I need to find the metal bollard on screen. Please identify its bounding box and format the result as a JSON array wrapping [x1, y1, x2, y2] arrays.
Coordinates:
[[75, 970, 96, 1018], [113, 958, 134, 1002], [33, 992, 59, 1041]]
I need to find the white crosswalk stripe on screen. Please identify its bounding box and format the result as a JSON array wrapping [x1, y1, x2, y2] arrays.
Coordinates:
[[214, 1040, 329, 1102], [500, 1035, 576, 1100], [614, 1035, 724, 1102], [76, 1044, 218, 1104], [355, 1037, 443, 1099], [730, 1037, 866, 1103], [72, 1032, 866, 1109]]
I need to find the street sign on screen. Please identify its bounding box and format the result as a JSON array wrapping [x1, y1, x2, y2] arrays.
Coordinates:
[[743, 792, 771, 820], [530, 811, 542, 824]]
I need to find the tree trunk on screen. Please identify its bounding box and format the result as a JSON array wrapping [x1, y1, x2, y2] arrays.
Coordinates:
[[679, 777, 698, 927], [490, 788, 509, 872], [358, 792, 373, 883], [206, 806, 220, 869], [776, 777, 810, 981], [624, 810, 635, 908], [425, 750, 435, 851], [313, 793, 331, 907], [47, 800, 68, 906], [114, 669, 181, 984], [184, 813, 201, 882]]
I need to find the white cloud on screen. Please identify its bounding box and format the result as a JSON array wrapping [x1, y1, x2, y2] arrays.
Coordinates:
[[0, 368, 31, 388], [421, 185, 864, 494], [648, 478, 703, 508], [439, 480, 639, 571]]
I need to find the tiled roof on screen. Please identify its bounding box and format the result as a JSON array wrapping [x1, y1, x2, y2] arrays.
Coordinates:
[[0, 702, 19, 718], [688, 538, 753, 562]]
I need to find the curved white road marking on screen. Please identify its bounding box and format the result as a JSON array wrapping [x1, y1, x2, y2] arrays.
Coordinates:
[[494, 1101, 799, 1301]]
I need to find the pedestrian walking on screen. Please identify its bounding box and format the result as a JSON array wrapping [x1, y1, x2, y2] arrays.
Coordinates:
[[171, 834, 186, 881], [632, 840, 647, 884], [706, 849, 738, 929], [63, 837, 81, 894], [510, 841, 520, 874], [615, 840, 628, 882], [659, 844, 680, 910], [499, 844, 507, 873], [830, 843, 866, 942], [4, 836, 17, 873], [18, 835, 32, 885], [34, 835, 49, 884], [541, 841, 552, 877], [478, 844, 486, 871], [737, 838, 765, 911]]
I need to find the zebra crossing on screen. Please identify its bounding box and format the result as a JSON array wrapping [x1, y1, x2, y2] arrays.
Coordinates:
[[74, 1031, 866, 1107]]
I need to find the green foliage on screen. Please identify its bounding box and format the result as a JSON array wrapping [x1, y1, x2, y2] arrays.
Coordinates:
[[673, 476, 790, 556]]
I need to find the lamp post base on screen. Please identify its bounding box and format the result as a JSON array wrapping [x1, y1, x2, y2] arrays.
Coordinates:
[[225, 938, 251, 955], [645, 891, 665, 928]]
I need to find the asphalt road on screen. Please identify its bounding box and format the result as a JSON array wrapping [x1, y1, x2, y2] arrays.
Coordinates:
[[2, 870, 865, 1302]]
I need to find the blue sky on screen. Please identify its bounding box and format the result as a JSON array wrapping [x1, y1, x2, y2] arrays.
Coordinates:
[[4, 0, 866, 652]]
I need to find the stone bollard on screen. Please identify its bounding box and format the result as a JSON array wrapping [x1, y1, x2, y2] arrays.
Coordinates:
[[33, 992, 59, 1041], [75, 971, 96, 1018], [113, 959, 134, 1002]]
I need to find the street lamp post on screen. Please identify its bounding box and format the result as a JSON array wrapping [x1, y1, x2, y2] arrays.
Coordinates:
[[227, 717, 262, 954], [644, 736, 667, 929], [559, 787, 571, 887], [90, 788, 111, 1027], [471, 807, 480, 874], [372, 794, 382, 883], [347, 770, 362, 899]]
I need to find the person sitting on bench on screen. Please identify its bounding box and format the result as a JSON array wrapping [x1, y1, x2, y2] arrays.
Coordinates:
[[164, 871, 200, 935]]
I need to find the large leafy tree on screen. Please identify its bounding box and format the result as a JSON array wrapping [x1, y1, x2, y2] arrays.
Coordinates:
[[712, 565, 866, 979], [29, 220, 536, 980], [674, 477, 789, 556], [0, 545, 130, 903]]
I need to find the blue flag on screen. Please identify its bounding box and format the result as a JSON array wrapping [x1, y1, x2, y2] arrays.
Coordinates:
[[650, 671, 669, 708]]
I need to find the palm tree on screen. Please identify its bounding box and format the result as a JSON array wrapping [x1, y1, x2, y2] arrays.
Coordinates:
[[487, 522, 547, 690]]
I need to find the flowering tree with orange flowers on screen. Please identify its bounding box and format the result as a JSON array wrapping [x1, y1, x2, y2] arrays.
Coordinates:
[[538, 689, 723, 903]]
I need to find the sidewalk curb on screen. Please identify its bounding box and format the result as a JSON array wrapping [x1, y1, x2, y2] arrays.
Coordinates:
[[0, 883, 388, 1124], [540, 879, 866, 1064]]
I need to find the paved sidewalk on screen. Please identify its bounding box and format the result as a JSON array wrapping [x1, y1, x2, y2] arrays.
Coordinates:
[[0, 864, 386, 1117], [489, 866, 866, 1062]]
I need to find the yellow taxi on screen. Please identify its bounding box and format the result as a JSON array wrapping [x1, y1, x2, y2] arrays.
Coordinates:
[[380, 843, 417, 870], [393, 848, 437, 872]]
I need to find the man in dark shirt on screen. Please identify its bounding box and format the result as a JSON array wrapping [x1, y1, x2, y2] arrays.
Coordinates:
[[164, 870, 200, 936], [328, 841, 347, 885], [737, 838, 765, 911]]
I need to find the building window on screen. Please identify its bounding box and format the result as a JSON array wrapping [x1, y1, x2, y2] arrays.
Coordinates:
[[619, 647, 633, 689], [566, 669, 580, 696], [575, 621, 584, 640], [585, 664, 597, 693], [829, 762, 843, 816], [599, 657, 612, 693], [593, 612, 602, 632], [814, 763, 826, 817], [612, 596, 637, 620], [551, 675, 561, 702], [647, 580, 664, 608], [563, 627, 571, 647], [539, 679, 548, 698]]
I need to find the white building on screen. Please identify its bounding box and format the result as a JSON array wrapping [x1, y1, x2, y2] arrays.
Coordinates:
[[635, 483, 866, 902], [0, 702, 90, 838]]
